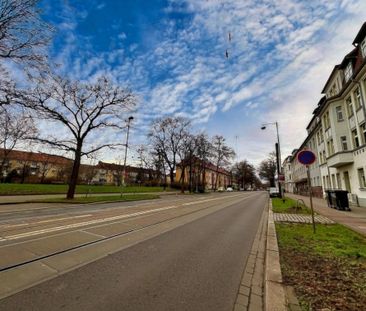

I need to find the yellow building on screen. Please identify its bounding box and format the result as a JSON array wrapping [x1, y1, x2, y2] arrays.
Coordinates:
[[176, 158, 232, 191], [0, 149, 73, 183]]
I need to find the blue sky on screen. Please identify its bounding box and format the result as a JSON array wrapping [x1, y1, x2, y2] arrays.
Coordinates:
[[38, 0, 366, 165]]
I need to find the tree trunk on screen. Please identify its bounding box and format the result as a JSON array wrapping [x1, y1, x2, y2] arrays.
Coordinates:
[[169, 168, 175, 185], [67, 143, 82, 199], [180, 166, 185, 193]]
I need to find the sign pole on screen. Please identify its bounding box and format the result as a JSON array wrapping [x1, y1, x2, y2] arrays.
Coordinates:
[[306, 165, 316, 234]]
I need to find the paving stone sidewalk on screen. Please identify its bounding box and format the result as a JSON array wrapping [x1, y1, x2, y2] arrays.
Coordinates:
[[233, 204, 268, 311], [273, 213, 334, 224], [286, 193, 366, 236]]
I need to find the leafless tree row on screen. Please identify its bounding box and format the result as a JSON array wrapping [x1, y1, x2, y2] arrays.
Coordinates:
[[147, 116, 237, 192]]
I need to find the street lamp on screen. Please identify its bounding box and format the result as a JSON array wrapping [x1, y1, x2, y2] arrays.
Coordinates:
[[121, 116, 134, 194], [261, 121, 282, 198]]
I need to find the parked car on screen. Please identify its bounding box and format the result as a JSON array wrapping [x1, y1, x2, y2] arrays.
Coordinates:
[[217, 187, 225, 192], [269, 187, 280, 197], [226, 187, 233, 192]]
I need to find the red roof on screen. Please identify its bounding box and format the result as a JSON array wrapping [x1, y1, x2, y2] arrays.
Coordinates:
[[0, 149, 72, 165]]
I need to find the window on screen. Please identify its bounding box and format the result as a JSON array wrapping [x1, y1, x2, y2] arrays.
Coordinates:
[[330, 139, 335, 154], [332, 174, 336, 189], [323, 111, 330, 129], [358, 168, 366, 188], [329, 83, 337, 96], [335, 106, 344, 121], [327, 139, 335, 156], [362, 39, 366, 57], [344, 62, 353, 82], [341, 136, 348, 151], [354, 87, 363, 110], [352, 129, 360, 148], [361, 123, 366, 145], [317, 130, 324, 145], [346, 97, 353, 117], [336, 173, 341, 189]]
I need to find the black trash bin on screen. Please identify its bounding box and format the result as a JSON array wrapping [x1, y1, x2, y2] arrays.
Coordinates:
[[326, 190, 350, 211]]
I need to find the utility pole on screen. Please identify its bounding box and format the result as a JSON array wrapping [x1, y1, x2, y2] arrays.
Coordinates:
[[261, 121, 282, 198], [121, 116, 134, 196]]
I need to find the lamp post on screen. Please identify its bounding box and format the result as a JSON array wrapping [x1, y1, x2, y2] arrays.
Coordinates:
[[261, 121, 282, 198], [121, 116, 134, 195]]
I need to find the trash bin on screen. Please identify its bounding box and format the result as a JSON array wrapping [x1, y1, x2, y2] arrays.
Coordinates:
[[325, 190, 350, 211]]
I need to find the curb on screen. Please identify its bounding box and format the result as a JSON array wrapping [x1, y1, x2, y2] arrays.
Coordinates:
[[233, 199, 268, 311], [265, 199, 287, 311]]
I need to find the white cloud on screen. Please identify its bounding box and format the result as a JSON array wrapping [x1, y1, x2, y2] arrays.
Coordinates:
[[46, 0, 366, 165]]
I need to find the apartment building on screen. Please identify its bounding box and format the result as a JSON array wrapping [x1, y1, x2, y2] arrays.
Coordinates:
[[0, 149, 73, 183], [284, 22, 366, 207], [176, 158, 232, 191], [0, 149, 162, 186]]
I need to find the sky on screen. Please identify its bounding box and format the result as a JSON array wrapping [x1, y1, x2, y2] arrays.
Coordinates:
[[36, 0, 366, 166]]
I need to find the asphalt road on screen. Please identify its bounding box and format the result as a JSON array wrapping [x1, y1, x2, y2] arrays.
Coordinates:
[[0, 192, 267, 311]]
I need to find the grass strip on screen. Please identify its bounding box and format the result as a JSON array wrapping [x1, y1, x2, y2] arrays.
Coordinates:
[[276, 223, 366, 311], [27, 194, 159, 204], [0, 183, 173, 195], [272, 197, 312, 215]]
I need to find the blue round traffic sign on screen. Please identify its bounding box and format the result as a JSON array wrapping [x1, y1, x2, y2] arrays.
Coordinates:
[[297, 150, 316, 165]]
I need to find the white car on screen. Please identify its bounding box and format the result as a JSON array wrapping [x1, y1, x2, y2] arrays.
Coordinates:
[[226, 187, 233, 192], [269, 187, 280, 197]]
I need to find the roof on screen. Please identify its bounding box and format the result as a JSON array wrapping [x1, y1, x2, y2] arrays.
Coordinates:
[[97, 161, 155, 174], [0, 149, 72, 165], [352, 22, 366, 45], [306, 96, 326, 130], [177, 157, 230, 175], [339, 47, 358, 68], [321, 65, 340, 94]]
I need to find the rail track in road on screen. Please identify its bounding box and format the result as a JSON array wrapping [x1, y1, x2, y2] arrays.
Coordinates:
[[0, 193, 258, 274]]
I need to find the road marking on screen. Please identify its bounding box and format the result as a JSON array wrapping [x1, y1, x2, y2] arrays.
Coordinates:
[[3, 206, 177, 241], [2, 193, 259, 241], [0, 215, 93, 229]]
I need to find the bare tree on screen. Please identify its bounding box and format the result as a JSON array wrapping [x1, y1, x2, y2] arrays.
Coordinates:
[[0, 106, 37, 179], [177, 133, 197, 193], [0, 0, 51, 68], [232, 160, 257, 190], [194, 133, 213, 192], [0, 0, 52, 110], [25, 74, 136, 198], [258, 152, 277, 187], [211, 135, 235, 190], [149, 117, 191, 185]]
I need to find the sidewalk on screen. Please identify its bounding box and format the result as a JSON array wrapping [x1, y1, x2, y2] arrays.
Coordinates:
[[286, 193, 366, 236]]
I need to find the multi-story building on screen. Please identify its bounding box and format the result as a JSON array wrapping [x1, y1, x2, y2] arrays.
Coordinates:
[[284, 22, 366, 206], [0, 149, 73, 183], [176, 158, 232, 191], [0, 149, 162, 186]]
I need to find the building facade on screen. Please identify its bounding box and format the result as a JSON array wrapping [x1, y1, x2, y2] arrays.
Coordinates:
[[176, 158, 232, 191], [0, 149, 162, 186], [284, 22, 366, 206]]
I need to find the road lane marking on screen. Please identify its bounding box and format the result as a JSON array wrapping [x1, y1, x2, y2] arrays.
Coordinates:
[[3, 206, 177, 241], [2, 193, 260, 241], [0, 215, 93, 229]]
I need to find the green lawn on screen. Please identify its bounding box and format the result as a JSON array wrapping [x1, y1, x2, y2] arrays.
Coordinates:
[[0, 183, 173, 195], [276, 223, 366, 259], [276, 223, 366, 311], [28, 194, 159, 204], [272, 197, 312, 215]]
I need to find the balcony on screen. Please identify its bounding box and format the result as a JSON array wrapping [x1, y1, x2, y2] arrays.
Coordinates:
[[327, 151, 354, 167]]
